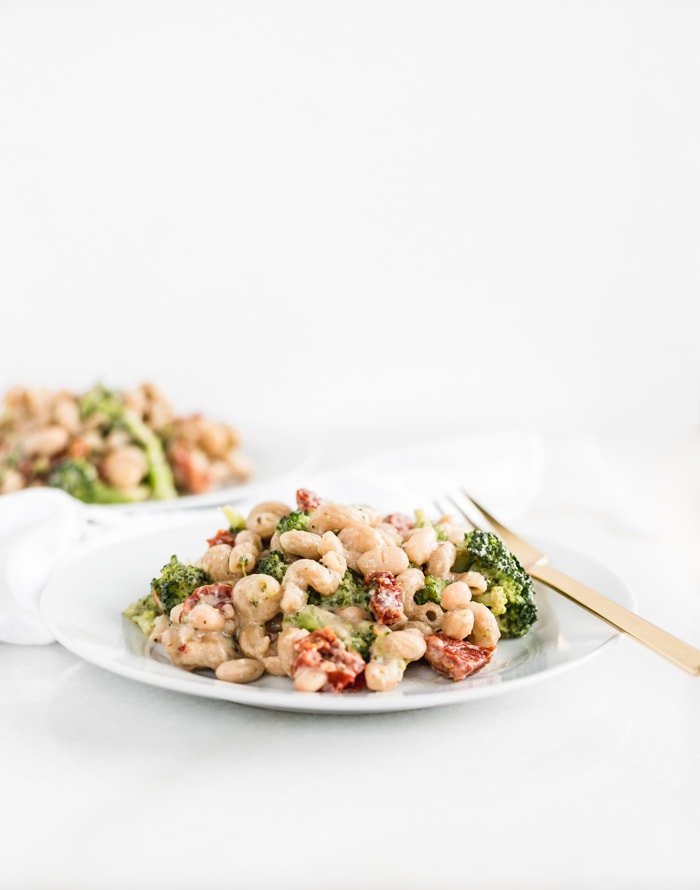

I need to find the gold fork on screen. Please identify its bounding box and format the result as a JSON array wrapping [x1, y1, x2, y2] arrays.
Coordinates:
[[433, 489, 700, 676]]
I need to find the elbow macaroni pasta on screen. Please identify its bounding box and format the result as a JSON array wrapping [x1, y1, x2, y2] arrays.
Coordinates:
[[134, 488, 522, 693]]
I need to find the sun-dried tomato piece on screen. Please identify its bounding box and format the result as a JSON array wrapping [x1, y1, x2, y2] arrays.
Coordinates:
[[17, 457, 35, 477], [424, 633, 494, 681], [206, 528, 237, 548], [366, 571, 405, 627], [292, 627, 365, 693], [296, 488, 321, 511], [180, 582, 234, 619], [345, 670, 367, 693], [169, 442, 213, 494], [384, 513, 414, 534], [67, 438, 91, 459]]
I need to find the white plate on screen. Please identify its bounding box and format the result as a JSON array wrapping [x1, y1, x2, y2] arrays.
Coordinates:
[[41, 510, 634, 713], [83, 425, 317, 515]]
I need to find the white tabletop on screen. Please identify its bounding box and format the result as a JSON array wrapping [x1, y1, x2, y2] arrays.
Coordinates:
[[2, 0, 699, 882], [2, 433, 698, 889]]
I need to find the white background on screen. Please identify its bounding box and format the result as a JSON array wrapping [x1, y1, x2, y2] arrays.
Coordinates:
[[1, 0, 699, 436], [1, 2, 700, 889]]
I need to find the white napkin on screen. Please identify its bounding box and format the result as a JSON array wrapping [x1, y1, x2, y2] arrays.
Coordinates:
[[0, 430, 545, 646], [0, 489, 83, 644]]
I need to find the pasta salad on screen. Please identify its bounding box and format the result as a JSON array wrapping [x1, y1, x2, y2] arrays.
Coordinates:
[[125, 489, 538, 693], [0, 383, 252, 503]]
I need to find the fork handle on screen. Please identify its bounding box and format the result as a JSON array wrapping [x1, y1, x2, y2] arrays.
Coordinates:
[[529, 564, 700, 676]]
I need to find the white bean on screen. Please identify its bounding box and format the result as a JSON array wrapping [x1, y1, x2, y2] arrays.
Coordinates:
[[441, 581, 472, 610], [308, 502, 365, 533], [338, 525, 383, 553], [365, 659, 404, 692], [343, 549, 361, 572], [102, 446, 148, 489], [0, 469, 24, 494], [262, 655, 286, 676], [357, 545, 409, 577], [381, 629, 427, 661], [435, 516, 469, 545], [198, 544, 233, 581], [23, 425, 69, 457], [376, 524, 402, 546], [336, 606, 369, 622], [199, 422, 233, 459], [53, 397, 80, 433], [467, 601, 501, 647], [293, 667, 327, 692], [443, 525, 467, 546], [354, 506, 382, 527], [279, 530, 323, 559], [216, 658, 265, 684], [427, 542, 457, 579], [403, 527, 438, 565], [160, 626, 235, 671], [463, 571, 488, 593], [184, 602, 228, 633], [442, 608, 475, 641]]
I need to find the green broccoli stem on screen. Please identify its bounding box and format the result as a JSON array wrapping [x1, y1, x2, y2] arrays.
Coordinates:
[[121, 409, 176, 500], [48, 457, 144, 504], [78, 386, 177, 501]]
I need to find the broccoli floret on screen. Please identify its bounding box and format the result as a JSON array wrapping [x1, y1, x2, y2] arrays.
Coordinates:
[[414, 575, 449, 605], [290, 604, 327, 633], [414, 508, 431, 529], [79, 385, 177, 500], [256, 551, 290, 583], [222, 506, 246, 532], [151, 555, 210, 613], [414, 509, 448, 541], [48, 458, 141, 504], [123, 593, 161, 635], [307, 569, 370, 610], [287, 605, 375, 660], [78, 384, 122, 422], [346, 624, 376, 661], [474, 585, 508, 616], [276, 510, 311, 534], [3, 444, 24, 469], [453, 529, 537, 637]]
